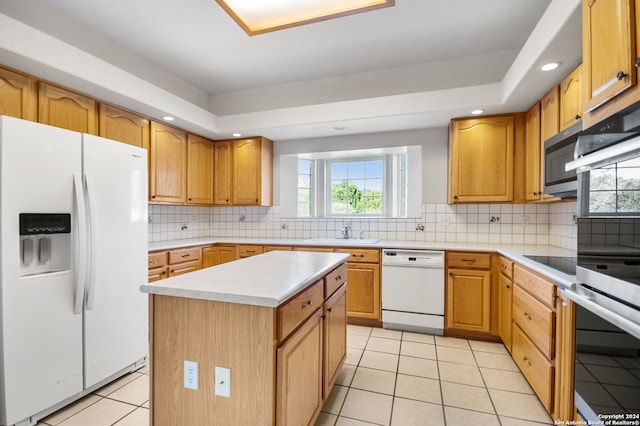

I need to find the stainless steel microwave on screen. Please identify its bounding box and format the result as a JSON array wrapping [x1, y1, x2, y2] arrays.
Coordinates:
[[543, 121, 581, 198]]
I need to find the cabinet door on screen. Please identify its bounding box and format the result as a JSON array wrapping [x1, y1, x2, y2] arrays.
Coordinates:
[[149, 121, 187, 204], [232, 137, 273, 206], [559, 65, 583, 131], [0, 66, 37, 120], [233, 138, 262, 205], [186, 134, 214, 205], [168, 260, 200, 277], [345, 262, 380, 320], [38, 82, 98, 134], [449, 115, 514, 203], [540, 86, 559, 143], [554, 291, 576, 422], [277, 309, 323, 426], [214, 140, 232, 205], [583, 0, 636, 111], [498, 274, 513, 351], [525, 103, 542, 202], [446, 268, 491, 333], [202, 246, 236, 268], [99, 103, 150, 149], [323, 284, 347, 399]]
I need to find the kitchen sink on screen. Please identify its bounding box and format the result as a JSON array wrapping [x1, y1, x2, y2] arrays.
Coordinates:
[[304, 238, 379, 245]]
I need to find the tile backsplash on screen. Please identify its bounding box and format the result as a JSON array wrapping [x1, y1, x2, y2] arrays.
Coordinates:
[[148, 201, 578, 250]]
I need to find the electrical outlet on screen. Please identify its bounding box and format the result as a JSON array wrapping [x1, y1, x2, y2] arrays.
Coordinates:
[[184, 360, 198, 390], [215, 366, 230, 398], [437, 215, 449, 226]]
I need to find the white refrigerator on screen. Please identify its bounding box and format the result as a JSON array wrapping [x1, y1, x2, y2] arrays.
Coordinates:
[[0, 116, 148, 426]]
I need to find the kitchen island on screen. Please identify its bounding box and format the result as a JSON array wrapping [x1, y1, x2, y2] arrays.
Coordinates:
[[140, 250, 350, 426]]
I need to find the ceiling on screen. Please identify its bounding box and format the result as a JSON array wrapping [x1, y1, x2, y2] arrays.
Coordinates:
[[0, 0, 582, 141]]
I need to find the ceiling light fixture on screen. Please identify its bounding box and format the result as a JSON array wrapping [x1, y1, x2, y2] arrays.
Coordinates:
[[232, 133, 242, 137], [471, 109, 484, 115], [540, 62, 560, 71], [333, 125, 347, 131], [162, 116, 174, 121], [215, 0, 394, 36]]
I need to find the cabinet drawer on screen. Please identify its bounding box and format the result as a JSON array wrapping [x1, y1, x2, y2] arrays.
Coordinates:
[[149, 251, 168, 269], [513, 284, 555, 359], [514, 265, 556, 308], [447, 252, 491, 269], [512, 324, 554, 412], [334, 248, 379, 263], [499, 256, 513, 279], [277, 280, 324, 341], [325, 263, 348, 298], [168, 260, 200, 277], [237, 245, 264, 258], [169, 247, 201, 264], [148, 266, 168, 282]]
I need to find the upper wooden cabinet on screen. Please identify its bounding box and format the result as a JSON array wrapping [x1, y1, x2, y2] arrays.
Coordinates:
[[99, 103, 150, 149], [186, 133, 214, 205], [449, 115, 515, 203], [213, 140, 232, 205], [38, 82, 98, 134], [232, 137, 273, 206], [583, 0, 636, 113], [149, 121, 187, 204], [0, 66, 37, 121], [525, 103, 543, 202], [559, 64, 583, 131], [540, 86, 559, 143]]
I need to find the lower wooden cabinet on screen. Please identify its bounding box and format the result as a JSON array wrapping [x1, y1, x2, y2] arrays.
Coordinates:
[[513, 323, 555, 411], [497, 273, 513, 351], [237, 245, 264, 258], [445, 252, 492, 336], [276, 309, 323, 426], [554, 290, 576, 422], [323, 284, 347, 398], [344, 262, 380, 321], [202, 245, 236, 268]]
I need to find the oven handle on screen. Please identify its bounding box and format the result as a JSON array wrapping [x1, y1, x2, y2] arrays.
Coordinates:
[[563, 285, 640, 340], [565, 135, 640, 171]]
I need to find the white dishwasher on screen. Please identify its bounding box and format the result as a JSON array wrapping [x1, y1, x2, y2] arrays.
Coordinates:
[[382, 249, 445, 335]]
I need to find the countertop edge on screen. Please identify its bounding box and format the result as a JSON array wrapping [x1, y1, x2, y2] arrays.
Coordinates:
[[141, 252, 350, 307]]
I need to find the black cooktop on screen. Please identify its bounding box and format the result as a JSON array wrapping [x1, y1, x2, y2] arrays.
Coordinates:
[[523, 255, 577, 275]]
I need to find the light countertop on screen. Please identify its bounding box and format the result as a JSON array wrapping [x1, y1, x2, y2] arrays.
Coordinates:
[[148, 237, 578, 288], [140, 251, 350, 307]]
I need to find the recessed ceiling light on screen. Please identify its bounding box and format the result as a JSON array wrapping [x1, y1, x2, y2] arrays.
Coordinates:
[[162, 116, 174, 121], [471, 109, 484, 115], [334, 125, 347, 131], [540, 62, 560, 72], [232, 133, 242, 137], [215, 0, 394, 36]]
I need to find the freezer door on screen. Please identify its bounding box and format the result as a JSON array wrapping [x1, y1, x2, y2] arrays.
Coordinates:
[[82, 134, 148, 388], [0, 116, 83, 425]]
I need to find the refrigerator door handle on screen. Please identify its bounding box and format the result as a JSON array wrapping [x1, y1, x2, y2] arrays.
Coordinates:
[[73, 173, 86, 315], [85, 173, 98, 311]]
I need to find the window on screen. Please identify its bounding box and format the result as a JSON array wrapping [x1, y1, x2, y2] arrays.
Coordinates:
[[589, 157, 640, 214], [298, 159, 313, 217], [280, 145, 421, 218], [329, 159, 384, 215]]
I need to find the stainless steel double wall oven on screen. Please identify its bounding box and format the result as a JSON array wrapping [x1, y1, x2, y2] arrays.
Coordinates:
[[564, 101, 640, 424]]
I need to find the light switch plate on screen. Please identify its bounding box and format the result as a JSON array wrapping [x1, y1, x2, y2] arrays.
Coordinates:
[[215, 366, 230, 398]]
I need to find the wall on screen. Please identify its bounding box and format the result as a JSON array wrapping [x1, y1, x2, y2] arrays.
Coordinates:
[[148, 201, 578, 250]]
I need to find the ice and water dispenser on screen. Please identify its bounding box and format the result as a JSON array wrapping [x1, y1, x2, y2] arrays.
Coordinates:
[[19, 213, 71, 276]]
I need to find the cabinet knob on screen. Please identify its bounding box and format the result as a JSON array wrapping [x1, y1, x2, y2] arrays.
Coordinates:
[[327, 307, 333, 313], [453, 195, 458, 200], [636, 57, 640, 68], [462, 258, 476, 263], [226, 199, 229, 202], [575, 114, 581, 120], [151, 195, 156, 199], [256, 198, 259, 203], [506, 284, 511, 289], [302, 300, 312, 309], [188, 198, 192, 201], [449, 272, 454, 277], [181, 254, 190, 258], [335, 275, 342, 281], [617, 71, 628, 80]]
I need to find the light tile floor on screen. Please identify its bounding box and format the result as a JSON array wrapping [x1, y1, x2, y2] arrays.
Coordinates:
[[35, 326, 554, 426]]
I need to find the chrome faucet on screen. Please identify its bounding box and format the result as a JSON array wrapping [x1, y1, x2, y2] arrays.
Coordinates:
[[341, 223, 352, 239]]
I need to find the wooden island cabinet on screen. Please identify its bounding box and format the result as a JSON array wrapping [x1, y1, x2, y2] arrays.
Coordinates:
[[142, 251, 349, 426]]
